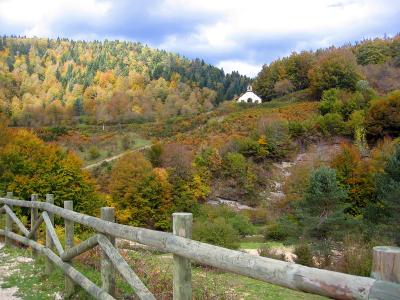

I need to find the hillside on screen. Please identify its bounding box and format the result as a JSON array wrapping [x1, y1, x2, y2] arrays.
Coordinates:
[[0, 36, 249, 126], [1, 34, 400, 299], [254, 35, 400, 100]]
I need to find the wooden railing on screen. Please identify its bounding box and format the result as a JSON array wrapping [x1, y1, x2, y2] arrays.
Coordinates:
[[1, 192, 399, 300]]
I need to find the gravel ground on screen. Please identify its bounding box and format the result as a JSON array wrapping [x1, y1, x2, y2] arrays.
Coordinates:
[[0, 242, 32, 300]]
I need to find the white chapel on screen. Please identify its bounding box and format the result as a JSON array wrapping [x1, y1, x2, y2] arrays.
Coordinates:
[[237, 85, 262, 104]]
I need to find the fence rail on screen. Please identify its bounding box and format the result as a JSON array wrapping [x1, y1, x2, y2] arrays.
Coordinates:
[[1, 193, 399, 300]]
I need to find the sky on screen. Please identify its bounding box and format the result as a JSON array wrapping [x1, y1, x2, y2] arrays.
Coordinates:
[[0, 0, 399, 77]]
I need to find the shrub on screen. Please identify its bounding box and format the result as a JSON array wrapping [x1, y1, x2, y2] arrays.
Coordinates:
[[193, 217, 239, 249], [319, 89, 341, 115], [88, 146, 101, 160], [288, 120, 306, 138], [197, 205, 256, 237], [264, 223, 288, 241], [316, 113, 346, 136], [121, 135, 132, 150], [294, 244, 314, 267], [146, 144, 163, 167], [336, 234, 375, 276], [258, 245, 285, 261]]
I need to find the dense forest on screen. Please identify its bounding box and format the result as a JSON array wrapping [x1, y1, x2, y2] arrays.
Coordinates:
[[0, 36, 249, 126]]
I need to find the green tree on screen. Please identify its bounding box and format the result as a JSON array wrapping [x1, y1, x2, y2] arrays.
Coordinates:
[[297, 167, 348, 240], [365, 144, 400, 244]]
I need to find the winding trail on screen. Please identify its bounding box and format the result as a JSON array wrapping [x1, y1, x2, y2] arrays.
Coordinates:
[[83, 144, 152, 170]]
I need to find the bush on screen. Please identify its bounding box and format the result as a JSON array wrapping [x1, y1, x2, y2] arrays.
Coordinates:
[[257, 245, 285, 261], [193, 217, 239, 249], [146, 144, 163, 167], [264, 223, 288, 241], [197, 205, 256, 237], [121, 135, 133, 150], [88, 146, 101, 160], [316, 113, 346, 136], [294, 244, 314, 267], [288, 120, 306, 138], [336, 235, 375, 276], [319, 89, 341, 115]]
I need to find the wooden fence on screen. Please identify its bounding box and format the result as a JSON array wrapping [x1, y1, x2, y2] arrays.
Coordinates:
[[0, 192, 399, 300]]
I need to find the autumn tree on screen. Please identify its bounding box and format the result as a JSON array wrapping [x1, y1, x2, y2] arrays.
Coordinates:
[[365, 90, 400, 139], [108, 152, 173, 230], [0, 129, 101, 215], [308, 49, 362, 98]]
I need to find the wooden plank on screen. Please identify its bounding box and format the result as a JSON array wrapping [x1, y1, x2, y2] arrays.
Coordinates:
[[27, 215, 44, 239], [173, 213, 192, 300], [0, 197, 391, 300], [0, 229, 115, 300], [42, 211, 64, 255], [371, 246, 400, 283], [5, 192, 13, 246], [64, 200, 75, 297], [45, 194, 55, 274], [60, 234, 99, 262], [4, 205, 30, 237], [98, 234, 155, 300], [101, 207, 116, 297], [30, 194, 39, 256], [368, 280, 400, 300]]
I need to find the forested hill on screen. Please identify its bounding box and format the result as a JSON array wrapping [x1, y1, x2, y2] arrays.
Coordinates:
[[0, 36, 250, 126], [254, 35, 400, 100]]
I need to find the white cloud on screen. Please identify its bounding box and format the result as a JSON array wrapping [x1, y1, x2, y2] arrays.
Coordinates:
[[155, 0, 399, 65], [218, 60, 261, 77], [0, 0, 398, 75], [0, 0, 111, 37]]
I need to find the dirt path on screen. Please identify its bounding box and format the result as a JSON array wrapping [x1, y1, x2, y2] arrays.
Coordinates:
[[83, 144, 152, 170], [0, 242, 29, 300]]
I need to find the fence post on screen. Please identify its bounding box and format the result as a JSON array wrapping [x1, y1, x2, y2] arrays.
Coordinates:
[[30, 194, 39, 256], [5, 192, 13, 246], [45, 194, 54, 274], [371, 246, 400, 283], [100, 207, 116, 297], [173, 212, 192, 300], [64, 200, 75, 297]]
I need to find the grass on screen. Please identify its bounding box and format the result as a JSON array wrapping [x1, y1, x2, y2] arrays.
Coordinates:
[[54, 128, 151, 166], [0, 244, 328, 300], [239, 241, 283, 249]]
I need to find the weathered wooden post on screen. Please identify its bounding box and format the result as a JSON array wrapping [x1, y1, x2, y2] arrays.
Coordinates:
[[5, 192, 13, 246], [172, 212, 192, 300], [31, 194, 39, 256], [371, 246, 400, 284], [64, 200, 75, 297], [100, 207, 116, 297], [45, 194, 54, 274]]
